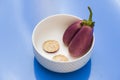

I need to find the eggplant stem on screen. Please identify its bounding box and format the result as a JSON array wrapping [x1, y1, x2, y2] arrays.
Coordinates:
[[81, 6, 95, 27], [88, 6, 92, 21]]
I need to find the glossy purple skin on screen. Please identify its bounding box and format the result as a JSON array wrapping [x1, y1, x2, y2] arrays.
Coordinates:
[[68, 26, 93, 58], [63, 20, 82, 46]]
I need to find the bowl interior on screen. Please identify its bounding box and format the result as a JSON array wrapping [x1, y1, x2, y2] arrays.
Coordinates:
[[32, 14, 91, 62]]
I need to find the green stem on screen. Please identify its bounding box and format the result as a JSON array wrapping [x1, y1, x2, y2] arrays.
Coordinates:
[[88, 6, 92, 21], [81, 6, 95, 27]]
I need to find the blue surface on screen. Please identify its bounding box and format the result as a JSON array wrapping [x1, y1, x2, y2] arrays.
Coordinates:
[[0, 0, 120, 80]]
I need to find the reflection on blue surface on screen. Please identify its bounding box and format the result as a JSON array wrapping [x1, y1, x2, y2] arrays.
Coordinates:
[[0, 0, 120, 80], [34, 58, 91, 80]]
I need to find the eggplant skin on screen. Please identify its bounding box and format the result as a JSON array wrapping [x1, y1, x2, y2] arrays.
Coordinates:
[[68, 26, 93, 58], [63, 20, 82, 46]]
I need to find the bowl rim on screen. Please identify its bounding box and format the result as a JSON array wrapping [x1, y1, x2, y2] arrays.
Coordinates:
[[32, 14, 95, 63]]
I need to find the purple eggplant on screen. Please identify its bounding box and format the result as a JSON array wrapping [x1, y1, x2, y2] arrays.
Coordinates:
[[63, 20, 82, 46], [68, 6, 95, 57], [69, 26, 93, 57]]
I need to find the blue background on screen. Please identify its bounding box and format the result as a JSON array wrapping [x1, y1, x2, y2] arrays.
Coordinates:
[[0, 0, 120, 80]]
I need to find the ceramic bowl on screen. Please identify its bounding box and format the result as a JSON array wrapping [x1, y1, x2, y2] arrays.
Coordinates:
[[32, 14, 95, 73]]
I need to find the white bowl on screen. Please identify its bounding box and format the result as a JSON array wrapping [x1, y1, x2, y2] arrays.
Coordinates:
[[32, 14, 95, 73]]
